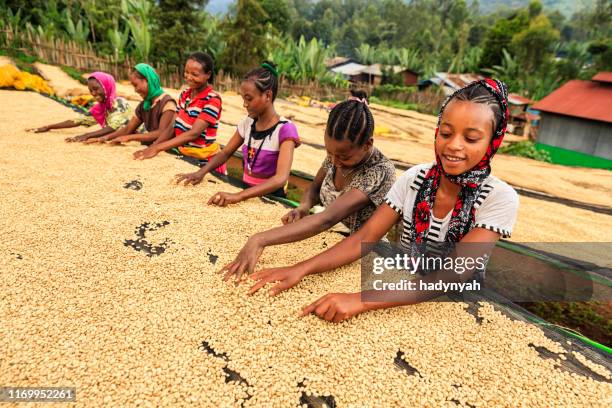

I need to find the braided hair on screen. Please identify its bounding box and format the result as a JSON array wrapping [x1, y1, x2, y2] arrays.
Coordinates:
[[326, 89, 374, 146], [452, 82, 506, 136], [244, 61, 279, 101]]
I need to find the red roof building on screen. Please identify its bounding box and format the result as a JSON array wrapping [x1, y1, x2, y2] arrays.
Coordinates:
[[591, 71, 612, 84], [532, 76, 612, 124], [530, 73, 612, 168]]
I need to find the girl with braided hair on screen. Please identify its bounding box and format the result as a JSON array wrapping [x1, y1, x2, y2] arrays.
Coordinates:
[[221, 89, 396, 283], [246, 79, 519, 323], [175, 61, 301, 206]]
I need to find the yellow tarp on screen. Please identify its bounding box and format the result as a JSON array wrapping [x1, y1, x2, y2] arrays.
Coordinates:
[[0, 64, 55, 95]]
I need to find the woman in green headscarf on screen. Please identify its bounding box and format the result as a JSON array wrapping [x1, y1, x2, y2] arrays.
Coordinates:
[[85, 63, 177, 146]]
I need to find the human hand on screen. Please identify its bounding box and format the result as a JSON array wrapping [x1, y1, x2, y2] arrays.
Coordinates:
[[26, 126, 50, 133], [65, 134, 89, 143], [174, 171, 205, 186], [208, 191, 242, 207], [247, 264, 309, 296], [133, 146, 159, 160], [83, 136, 106, 144], [219, 236, 265, 283], [109, 135, 132, 144], [300, 292, 366, 323], [281, 206, 308, 224]]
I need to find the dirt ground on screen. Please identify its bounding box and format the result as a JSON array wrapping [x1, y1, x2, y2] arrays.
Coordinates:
[[1, 90, 610, 407]]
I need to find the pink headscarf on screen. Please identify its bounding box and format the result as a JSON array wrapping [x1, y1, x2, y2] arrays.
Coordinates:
[[88, 72, 117, 127]]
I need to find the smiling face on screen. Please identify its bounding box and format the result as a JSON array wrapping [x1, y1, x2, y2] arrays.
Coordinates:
[[324, 134, 373, 169], [129, 72, 148, 99], [87, 78, 105, 103], [183, 59, 211, 90], [435, 99, 495, 175], [240, 80, 271, 117]]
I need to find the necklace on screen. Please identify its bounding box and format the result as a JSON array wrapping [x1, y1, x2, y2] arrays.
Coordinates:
[[339, 149, 374, 179], [245, 117, 284, 174]]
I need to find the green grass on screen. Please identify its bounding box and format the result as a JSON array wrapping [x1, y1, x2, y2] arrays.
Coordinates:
[[369, 96, 419, 111], [60, 65, 88, 85], [286, 183, 302, 203], [499, 140, 552, 163], [520, 301, 612, 348]]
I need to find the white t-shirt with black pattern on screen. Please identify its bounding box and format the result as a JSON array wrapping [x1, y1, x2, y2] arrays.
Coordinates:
[[385, 163, 519, 248]]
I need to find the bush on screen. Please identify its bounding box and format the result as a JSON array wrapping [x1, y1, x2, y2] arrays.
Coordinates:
[[369, 96, 418, 111], [498, 140, 552, 162], [60, 65, 88, 84], [372, 83, 417, 96]]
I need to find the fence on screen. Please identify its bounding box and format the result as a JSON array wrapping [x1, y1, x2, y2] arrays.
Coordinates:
[[1, 24, 440, 112], [1, 24, 183, 88], [215, 71, 350, 101]]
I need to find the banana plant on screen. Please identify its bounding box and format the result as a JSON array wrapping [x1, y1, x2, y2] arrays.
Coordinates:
[[121, 0, 153, 61], [267, 35, 344, 85], [63, 9, 90, 44], [121, 0, 153, 23], [2, 8, 23, 40], [396, 48, 422, 72], [355, 43, 378, 64], [449, 47, 482, 73], [107, 24, 130, 61], [126, 17, 151, 61], [25, 22, 55, 42]]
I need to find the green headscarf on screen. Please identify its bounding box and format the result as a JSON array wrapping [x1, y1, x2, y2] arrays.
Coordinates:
[[135, 63, 163, 111]]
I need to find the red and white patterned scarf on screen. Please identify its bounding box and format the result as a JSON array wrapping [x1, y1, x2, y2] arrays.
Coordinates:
[[411, 79, 509, 243]]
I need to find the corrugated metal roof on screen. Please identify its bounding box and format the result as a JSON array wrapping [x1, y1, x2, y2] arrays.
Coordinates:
[[508, 93, 532, 105], [360, 64, 383, 76], [435, 72, 485, 90], [325, 56, 352, 68], [592, 72, 612, 83], [329, 63, 419, 78], [532, 79, 612, 124], [330, 62, 367, 76], [362, 64, 418, 76]]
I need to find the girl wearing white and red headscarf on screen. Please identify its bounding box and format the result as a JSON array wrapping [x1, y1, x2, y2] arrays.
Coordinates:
[[248, 79, 519, 323]]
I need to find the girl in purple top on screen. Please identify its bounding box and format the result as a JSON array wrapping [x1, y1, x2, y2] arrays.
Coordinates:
[[175, 61, 300, 206]]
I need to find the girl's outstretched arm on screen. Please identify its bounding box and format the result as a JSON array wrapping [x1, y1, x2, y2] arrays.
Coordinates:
[[110, 107, 177, 145], [210, 140, 296, 207], [84, 116, 142, 144], [281, 165, 325, 224], [66, 126, 116, 142], [27, 120, 80, 133], [246, 204, 400, 295], [133, 118, 207, 160], [301, 227, 501, 323], [221, 187, 373, 281], [174, 129, 244, 185]]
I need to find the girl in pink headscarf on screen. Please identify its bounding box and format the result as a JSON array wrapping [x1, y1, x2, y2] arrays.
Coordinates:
[[28, 72, 132, 142]]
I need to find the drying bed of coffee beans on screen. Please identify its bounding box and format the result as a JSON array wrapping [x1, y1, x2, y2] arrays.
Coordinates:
[[1, 91, 610, 407]]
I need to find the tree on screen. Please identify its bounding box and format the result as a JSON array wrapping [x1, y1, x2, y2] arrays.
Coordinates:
[[480, 10, 529, 69], [511, 14, 560, 73], [259, 0, 292, 35], [219, 0, 270, 76], [528, 0, 542, 19], [151, 0, 209, 68]]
